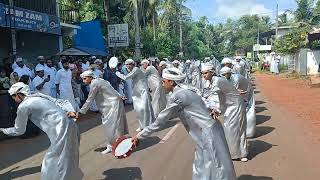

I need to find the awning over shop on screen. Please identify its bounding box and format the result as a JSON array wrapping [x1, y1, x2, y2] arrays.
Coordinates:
[[56, 46, 108, 56]]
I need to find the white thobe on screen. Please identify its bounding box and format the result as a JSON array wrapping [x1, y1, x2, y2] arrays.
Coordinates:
[[55, 68, 79, 111], [228, 74, 256, 138], [139, 86, 236, 180], [142, 66, 167, 118], [116, 67, 155, 128], [32, 76, 51, 95], [79, 78, 128, 145], [1, 93, 83, 180], [203, 76, 248, 159], [44, 65, 57, 97]]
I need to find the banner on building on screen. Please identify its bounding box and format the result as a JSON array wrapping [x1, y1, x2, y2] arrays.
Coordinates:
[[108, 23, 129, 47], [0, 3, 61, 35]]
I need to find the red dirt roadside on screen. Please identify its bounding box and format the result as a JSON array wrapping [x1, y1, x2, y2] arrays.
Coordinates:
[[254, 72, 320, 141]]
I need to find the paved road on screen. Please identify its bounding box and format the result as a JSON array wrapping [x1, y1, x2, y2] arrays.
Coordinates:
[[1, 74, 320, 180]]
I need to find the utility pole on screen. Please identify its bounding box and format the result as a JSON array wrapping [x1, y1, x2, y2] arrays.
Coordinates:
[[179, 0, 183, 57], [275, 0, 279, 37], [9, 0, 17, 56], [133, 0, 141, 60]]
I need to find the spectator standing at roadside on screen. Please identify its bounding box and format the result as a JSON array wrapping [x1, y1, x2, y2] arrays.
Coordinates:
[[35, 56, 46, 71], [32, 66, 51, 96], [13, 57, 33, 79], [44, 58, 57, 97], [55, 59, 79, 111]]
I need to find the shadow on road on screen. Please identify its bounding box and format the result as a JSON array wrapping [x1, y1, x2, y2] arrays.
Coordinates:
[[0, 166, 41, 179], [238, 175, 273, 180], [102, 167, 142, 180], [134, 136, 161, 153], [256, 106, 267, 113], [256, 101, 266, 105], [254, 126, 275, 138], [248, 140, 276, 160], [256, 115, 271, 125], [254, 91, 260, 94]]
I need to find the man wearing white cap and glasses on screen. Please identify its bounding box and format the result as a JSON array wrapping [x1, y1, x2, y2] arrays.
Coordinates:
[[221, 57, 233, 69], [133, 67, 237, 180], [0, 82, 83, 180], [32, 65, 51, 95], [116, 59, 155, 132], [158, 61, 167, 77], [202, 65, 249, 162], [220, 67, 256, 139], [78, 70, 129, 154], [141, 59, 167, 118]]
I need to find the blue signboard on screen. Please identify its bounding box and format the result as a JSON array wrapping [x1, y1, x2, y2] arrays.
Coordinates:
[[0, 3, 61, 35]]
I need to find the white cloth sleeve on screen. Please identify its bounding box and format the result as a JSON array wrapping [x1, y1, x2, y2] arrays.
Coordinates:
[[2, 106, 29, 136]]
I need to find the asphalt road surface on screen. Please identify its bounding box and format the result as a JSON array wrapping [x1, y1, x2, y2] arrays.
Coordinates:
[[1, 73, 320, 180]]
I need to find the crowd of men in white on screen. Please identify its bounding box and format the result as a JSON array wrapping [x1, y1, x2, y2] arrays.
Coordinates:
[[0, 55, 256, 180]]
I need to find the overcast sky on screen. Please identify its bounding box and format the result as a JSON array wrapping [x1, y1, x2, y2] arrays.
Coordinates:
[[185, 0, 297, 23]]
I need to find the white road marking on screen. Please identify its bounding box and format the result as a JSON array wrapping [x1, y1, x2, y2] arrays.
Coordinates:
[[160, 124, 180, 144]]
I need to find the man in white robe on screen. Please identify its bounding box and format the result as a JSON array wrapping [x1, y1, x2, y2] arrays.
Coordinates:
[[220, 67, 256, 138], [116, 59, 155, 132], [0, 83, 83, 180], [141, 59, 167, 118], [78, 71, 128, 154], [201, 65, 248, 161], [134, 67, 237, 180], [55, 59, 79, 111], [44, 58, 57, 97], [32, 66, 51, 95]]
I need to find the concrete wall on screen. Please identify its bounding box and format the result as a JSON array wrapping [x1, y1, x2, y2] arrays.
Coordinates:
[[307, 50, 320, 75], [288, 48, 320, 75], [16, 30, 60, 64]]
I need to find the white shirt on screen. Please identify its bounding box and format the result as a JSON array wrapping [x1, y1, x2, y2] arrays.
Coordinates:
[[55, 68, 73, 90], [32, 75, 51, 95], [14, 66, 34, 78], [44, 65, 57, 88]]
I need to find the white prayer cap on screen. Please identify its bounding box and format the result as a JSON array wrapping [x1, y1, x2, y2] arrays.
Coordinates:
[[162, 67, 186, 81], [91, 56, 96, 59], [185, 60, 191, 64], [204, 57, 210, 61], [125, 59, 135, 65], [94, 59, 103, 64], [141, 59, 149, 64], [8, 82, 30, 96], [164, 58, 169, 61], [220, 67, 232, 75], [35, 65, 44, 72], [109, 57, 119, 69], [80, 70, 95, 78], [201, 64, 215, 72], [37, 56, 44, 60], [172, 60, 180, 64], [16, 57, 23, 62], [159, 61, 167, 67], [270, 52, 276, 55], [221, 58, 232, 64]]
